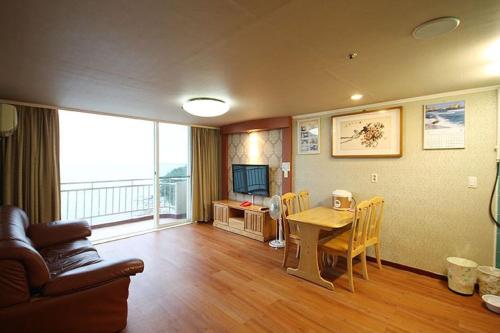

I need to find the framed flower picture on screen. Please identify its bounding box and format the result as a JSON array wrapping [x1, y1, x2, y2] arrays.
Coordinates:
[[297, 118, 320, 154], [331, 107, 402, 157]]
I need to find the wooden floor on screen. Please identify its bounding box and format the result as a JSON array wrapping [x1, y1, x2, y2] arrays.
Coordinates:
[[96, 223, 499, 333]]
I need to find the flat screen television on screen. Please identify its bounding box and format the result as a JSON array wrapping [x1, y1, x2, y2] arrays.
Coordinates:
[[232, 164, 269, 196]]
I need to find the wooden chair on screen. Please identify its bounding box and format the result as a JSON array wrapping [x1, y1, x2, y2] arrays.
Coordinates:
[[281, 192, 301, 268], [319, 200, 371, 292], [367, 196, 384, 269], [297, 191, 311, 212]]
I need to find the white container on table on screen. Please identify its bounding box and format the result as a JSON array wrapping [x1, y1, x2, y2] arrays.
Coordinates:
[[332, 190, 354, 211], [446, 257, 478, 295]]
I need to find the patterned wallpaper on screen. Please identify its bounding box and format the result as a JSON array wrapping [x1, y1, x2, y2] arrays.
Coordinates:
[[228, 129, 282, 205], [294, 90, 498, 274]]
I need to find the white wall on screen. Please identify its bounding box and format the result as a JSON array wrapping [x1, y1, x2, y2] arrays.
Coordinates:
[[293, 90, 497, 274]]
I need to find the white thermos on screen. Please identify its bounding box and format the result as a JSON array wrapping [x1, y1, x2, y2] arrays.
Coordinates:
[[332, 190, 355, 211]]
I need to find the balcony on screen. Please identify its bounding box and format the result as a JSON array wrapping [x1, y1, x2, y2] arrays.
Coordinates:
[[61, 177, 190, 241]]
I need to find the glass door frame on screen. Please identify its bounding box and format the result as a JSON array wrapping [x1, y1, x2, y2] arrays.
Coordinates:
[[153, 122, 192, 229], [154, 121, 160, 228]]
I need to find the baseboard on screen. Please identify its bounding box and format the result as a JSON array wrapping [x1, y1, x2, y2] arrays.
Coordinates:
[[92, 213, 187, 229], [366, 256, 447, 281], [91, 221, 192, 245]]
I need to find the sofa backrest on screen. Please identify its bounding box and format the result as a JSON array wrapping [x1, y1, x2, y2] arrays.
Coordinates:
[[0, 206, 50, 293]]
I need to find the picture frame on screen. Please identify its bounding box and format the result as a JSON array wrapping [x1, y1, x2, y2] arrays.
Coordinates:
[[297, 118, 320, 154], [423, 101, 465, 150], [331, 107, 402, 158]]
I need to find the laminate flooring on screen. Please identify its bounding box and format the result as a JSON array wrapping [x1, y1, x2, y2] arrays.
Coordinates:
[[96, 223, 499, 333]]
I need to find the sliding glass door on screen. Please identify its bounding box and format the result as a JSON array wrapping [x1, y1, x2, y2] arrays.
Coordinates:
[[158, 123, 191, 226], [59, 110, 191, 241]]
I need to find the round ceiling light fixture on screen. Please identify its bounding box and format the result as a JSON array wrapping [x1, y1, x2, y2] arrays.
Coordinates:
[[182, 97, 229, 117], [351, 94, 363, 101], [412, 17, 460, 39]]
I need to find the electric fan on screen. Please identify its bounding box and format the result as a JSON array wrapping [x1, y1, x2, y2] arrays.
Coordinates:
[[265, 195, 285, 248]]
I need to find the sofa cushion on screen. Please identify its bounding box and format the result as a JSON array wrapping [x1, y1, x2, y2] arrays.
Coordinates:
[[40, 240, 102, 277]]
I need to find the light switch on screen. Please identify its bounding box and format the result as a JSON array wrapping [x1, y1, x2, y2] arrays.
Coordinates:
[[282, 162, 290, 178], [468, 176, 478, 188]]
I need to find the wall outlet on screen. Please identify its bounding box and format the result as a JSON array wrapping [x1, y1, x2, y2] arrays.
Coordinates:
[[371, 173, 378, 183], [467, 176, 478, 188]]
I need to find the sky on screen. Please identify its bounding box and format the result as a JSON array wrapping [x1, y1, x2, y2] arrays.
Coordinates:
[[59, 110, 189, 183]]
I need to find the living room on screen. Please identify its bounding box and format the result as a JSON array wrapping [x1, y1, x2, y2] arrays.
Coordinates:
[[1, 1, 499, 332]]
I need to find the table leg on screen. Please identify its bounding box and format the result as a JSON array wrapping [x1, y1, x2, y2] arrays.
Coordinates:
[[286, 223, 335, 290]]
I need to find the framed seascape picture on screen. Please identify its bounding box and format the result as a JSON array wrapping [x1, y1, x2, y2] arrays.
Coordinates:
[[331, 107, 402, 157], [297, 118, 320, 154], [423, 101, 465, 149]]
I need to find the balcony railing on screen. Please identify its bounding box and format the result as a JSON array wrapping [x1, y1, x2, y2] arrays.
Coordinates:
[[60, 177, 189, 228]]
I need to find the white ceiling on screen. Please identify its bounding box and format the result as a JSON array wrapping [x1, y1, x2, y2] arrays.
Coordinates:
[[1, 0, 499, 126]]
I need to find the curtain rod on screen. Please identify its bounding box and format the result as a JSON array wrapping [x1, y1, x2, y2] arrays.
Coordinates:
[[0, 98, 219, 130]]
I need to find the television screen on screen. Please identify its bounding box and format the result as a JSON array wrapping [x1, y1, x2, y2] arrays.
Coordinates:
[[232, 164, 269, 196]]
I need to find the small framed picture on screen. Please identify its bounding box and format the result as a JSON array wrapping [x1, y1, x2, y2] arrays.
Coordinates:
[[297, 118, 320, 154], [423, 101, 465, 149], [331, 107, 402, 157]]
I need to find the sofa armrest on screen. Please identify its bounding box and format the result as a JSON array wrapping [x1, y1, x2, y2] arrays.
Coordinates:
[[41, 258, 144, 296], [0, 260, 30, 307], [28, 220, 91, 249]]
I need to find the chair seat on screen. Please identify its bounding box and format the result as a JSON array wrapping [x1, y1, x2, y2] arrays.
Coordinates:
[[321, 231, 351, 252]]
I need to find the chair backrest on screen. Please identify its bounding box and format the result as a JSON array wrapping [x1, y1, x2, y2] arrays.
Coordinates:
[[281, 192, 300, 236], [281, 192, 300, 218], [297, 191, 310, 212], [349, 200, 371, 253], [367, 196, 384, 242]]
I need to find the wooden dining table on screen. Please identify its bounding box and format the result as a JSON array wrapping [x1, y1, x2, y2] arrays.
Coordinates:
[[286, 206, 354, 290]]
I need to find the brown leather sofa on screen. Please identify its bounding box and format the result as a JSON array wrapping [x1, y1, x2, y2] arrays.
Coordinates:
[[0, 206, 144, 333]]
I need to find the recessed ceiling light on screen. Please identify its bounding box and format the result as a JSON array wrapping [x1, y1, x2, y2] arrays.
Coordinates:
[[351, 94, 363, 101], [412, 17, 460, 39], [182, 98, 229, 117]]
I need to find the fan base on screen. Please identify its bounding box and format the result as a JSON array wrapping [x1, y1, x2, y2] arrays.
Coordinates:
[[269, 240, 285, 248]]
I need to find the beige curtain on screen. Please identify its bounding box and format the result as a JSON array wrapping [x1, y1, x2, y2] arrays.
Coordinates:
[[2, 105, 61, 224], [191, 127, 221, 222]]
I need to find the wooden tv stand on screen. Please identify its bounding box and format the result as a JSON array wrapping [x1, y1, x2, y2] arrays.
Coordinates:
[[212, 200, 275, 242]]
